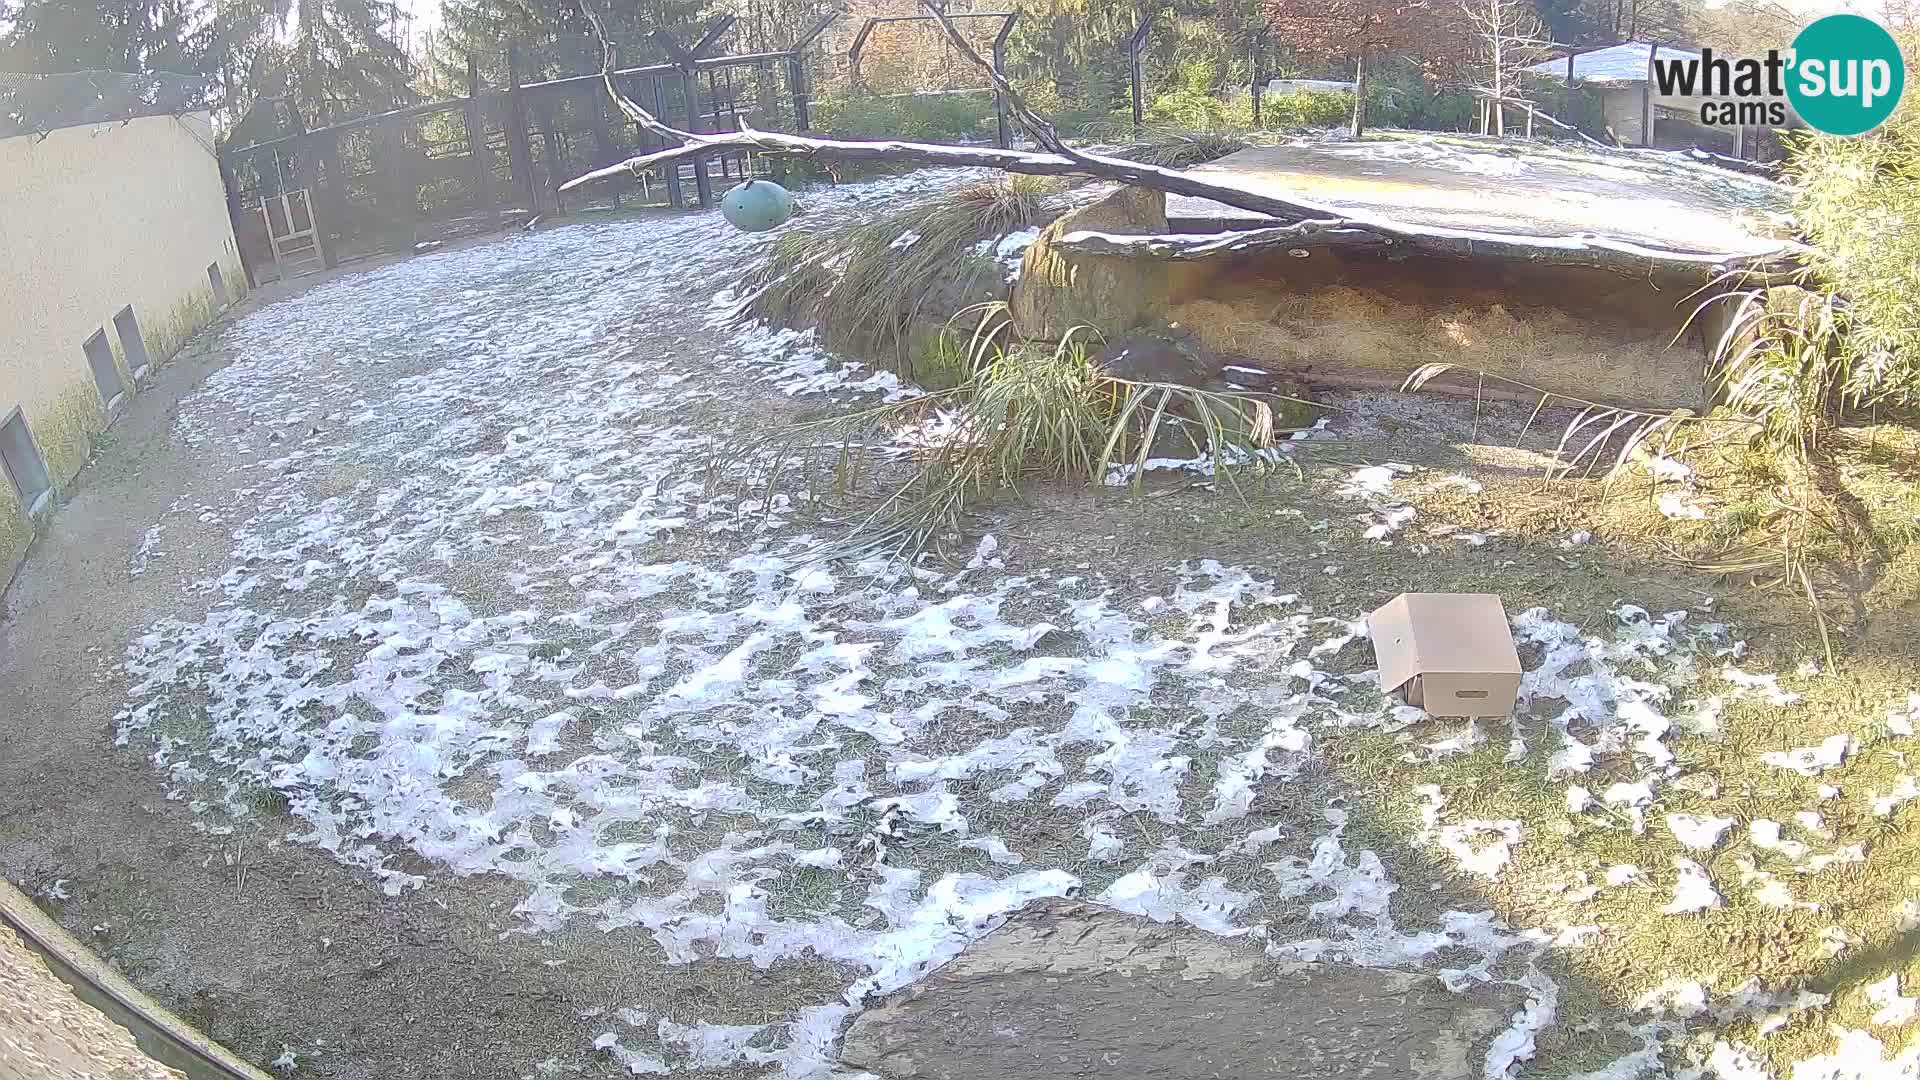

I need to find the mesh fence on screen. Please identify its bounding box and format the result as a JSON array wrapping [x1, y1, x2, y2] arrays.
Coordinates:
[[0, 70, 210, 139]]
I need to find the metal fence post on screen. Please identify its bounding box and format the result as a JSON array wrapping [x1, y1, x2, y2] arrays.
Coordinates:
[[465, 55, 499, 226], [993, 12, 1018, 149], [1121, 16, 1152, 134], [216, 150, 260, 289], [374, 115, 418, 246], [1250, 42, 1263, 128], [788, 53, 811, 131], [315, 131, 342, 268], [682, 66, 712, 206], [1642, 41, 1658, 147], [532, 92, 566, 214], [505, 45, 538, 215]]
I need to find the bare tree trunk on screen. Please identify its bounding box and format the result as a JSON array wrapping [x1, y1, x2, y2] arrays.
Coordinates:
[[1491, 7, 1505, 137], [1349, 49, 1369, 138]]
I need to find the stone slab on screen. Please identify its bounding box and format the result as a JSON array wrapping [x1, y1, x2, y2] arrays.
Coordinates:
[[840, 900, 1526, 1080], [1166, 134, 1792, 260]]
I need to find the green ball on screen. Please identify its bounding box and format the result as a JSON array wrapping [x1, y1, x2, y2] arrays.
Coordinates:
[[719, 179, 796, 232]]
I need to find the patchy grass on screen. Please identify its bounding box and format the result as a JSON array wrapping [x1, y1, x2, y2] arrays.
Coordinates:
[[1255, 403, 1920, 1075], [1078, 122, 1253, 168], [741, 178, 1067, 385], [924, 379, 1920, 1074], [730, 324, 1305, 562]]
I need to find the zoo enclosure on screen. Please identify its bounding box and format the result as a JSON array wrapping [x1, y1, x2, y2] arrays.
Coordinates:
[[841, 11, 1020, 148], [219, 12, 842, 282]]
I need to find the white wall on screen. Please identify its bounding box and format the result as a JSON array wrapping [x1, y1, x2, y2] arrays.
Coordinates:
[[0, 109, 244, 587]]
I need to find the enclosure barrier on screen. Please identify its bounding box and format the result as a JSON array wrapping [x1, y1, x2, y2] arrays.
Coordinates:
[[218, 12, 843, 282], [846, 11, 1018, 149]]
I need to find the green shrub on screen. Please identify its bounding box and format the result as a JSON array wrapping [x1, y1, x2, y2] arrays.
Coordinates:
[[1144, 87, 1237, 129], [1136, 85, 1471, 135], [741, 179, 1062, 376], [1789, 96, 1920, 409], [1253, 90, 1354, 131], [1374, 84, 1475, 131], [813, 92, 997, 142]]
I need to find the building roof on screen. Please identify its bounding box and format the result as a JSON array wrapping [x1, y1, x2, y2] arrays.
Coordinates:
[[0, 70, 208, 140], [1525, 41, 1702, 85]]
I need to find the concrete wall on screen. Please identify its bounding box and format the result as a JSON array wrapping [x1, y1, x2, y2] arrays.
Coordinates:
[[0, 110, 244, 592]]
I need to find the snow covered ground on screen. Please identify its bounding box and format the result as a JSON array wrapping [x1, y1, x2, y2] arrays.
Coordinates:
[[108, 172, 1915, 1079]]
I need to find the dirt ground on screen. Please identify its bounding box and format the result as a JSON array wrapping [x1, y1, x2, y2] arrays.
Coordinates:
[[2, 171, 1913, 1080], [0, 252, 647, 1079]]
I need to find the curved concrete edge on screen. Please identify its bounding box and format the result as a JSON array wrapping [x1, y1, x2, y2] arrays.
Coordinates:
[[0, 878, 275, 1080]]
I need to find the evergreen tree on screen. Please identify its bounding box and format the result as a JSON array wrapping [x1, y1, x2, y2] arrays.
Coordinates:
[[0, 0, 222, 75], [265, 0, 417, 120], [0, 0, 417, 125], [428, 0, 715, 89], [1003, 0, 1145, 116]]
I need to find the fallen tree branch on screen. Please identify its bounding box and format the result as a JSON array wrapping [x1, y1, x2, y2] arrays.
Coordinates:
[[568, 0, 1414, 225], [1053, 222, 1393, 260], [562, 131, 1352, 219], [1052, 223, 1800, 276], [918, 0, 1070, 156], [569, 0, 1801, 279]]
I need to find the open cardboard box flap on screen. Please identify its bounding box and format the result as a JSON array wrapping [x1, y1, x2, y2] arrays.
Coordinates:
[[1367, 593, 1522, 718]]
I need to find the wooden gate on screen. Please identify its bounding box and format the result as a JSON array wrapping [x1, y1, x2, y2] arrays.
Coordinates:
[[260, 189, 324, 280]]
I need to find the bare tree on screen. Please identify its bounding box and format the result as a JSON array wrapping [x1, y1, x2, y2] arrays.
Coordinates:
[[1263, 0, 1470, 138], [1460, 0, 1551, 136]]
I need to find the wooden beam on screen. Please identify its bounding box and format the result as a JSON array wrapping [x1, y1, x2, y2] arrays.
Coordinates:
[[690, 15, 737, 58]]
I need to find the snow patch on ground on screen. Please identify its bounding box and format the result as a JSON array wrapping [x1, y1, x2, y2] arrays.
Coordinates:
[[115, 170, 1820, 1079]]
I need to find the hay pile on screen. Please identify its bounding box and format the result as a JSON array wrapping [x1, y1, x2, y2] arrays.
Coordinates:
[[1168, 265, 1705, 409]]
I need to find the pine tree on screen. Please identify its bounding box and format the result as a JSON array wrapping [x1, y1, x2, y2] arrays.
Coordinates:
[[0, 0, 220, 74], [428, 0, 715, 90], [268, 0, 416, 120]]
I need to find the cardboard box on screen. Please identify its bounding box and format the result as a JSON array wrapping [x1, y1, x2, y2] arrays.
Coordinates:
[[1366, 593, 1522, 718]]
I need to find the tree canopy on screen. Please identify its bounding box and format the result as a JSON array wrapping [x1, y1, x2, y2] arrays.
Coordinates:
[[0, 0, 417, 124]]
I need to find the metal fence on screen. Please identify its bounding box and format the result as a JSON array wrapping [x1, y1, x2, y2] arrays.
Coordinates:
[[219, 16, 839, 281]]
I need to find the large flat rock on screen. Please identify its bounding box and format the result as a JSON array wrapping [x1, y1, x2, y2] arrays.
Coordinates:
[[1166, 133, 1792, 260], [839, 900, 1525, 1080]]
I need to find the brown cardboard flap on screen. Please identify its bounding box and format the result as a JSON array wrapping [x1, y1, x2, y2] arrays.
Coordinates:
[[1367, 593, 1523, 718]]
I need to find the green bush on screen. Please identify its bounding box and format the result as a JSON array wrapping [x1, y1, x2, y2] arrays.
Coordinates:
[[1137, 84, 1472, 135], [814, 92, 997, 142], [1789, 86, 1920, 409], [1253, 90, 1355, 131], [1374, 85, 1475, 131], [1144, 87, 1237, 129], [1139, 88, 1349, 132]]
